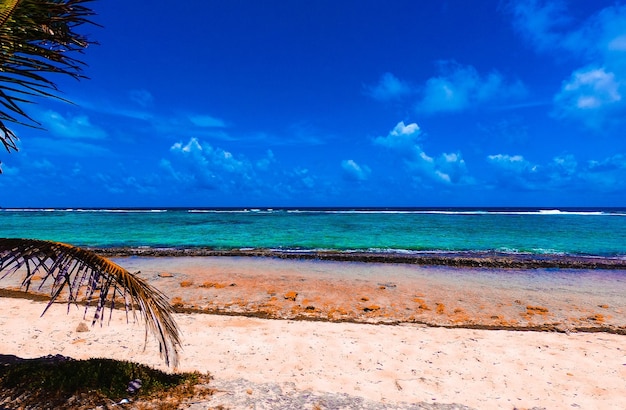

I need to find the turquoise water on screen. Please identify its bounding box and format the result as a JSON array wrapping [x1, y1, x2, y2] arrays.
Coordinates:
[[1, 208, 626, 257]]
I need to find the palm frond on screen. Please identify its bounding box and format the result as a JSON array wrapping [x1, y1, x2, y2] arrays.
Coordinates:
[[0, 0, 98, 157], [0, 1, 20, 28], [0, 238, 181, 367]]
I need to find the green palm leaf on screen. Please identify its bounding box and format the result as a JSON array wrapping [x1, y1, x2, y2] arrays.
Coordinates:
[[0, 2, 183, 368], [0, 238, 181, 367], [0, 0, 97, 159]]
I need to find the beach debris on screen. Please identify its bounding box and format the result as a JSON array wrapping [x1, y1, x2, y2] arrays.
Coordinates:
[[200, 281, 227, 288], [526, 305, 549, 315], [127, 378, 142, 394], [284, 291, 298, 301], [554, 324, 573, 335], [158, 272, 174, 278], [363, 305, 380, 312], [586, 314, 605, 323], [436, 303, 446, 314], [75, 322, 89, 332], [413, 298, 430, 310]]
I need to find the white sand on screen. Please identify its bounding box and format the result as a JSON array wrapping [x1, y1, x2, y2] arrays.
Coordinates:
[[1, 297, 625, 409]]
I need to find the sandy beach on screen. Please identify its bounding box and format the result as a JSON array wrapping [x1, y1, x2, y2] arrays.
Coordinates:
[[1, 256, 626, 409]]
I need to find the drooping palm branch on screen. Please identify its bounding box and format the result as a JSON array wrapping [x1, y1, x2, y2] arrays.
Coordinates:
[[0, 238, 181, 367], [0, 2, 182, 368], [0, 0, 97, 161]]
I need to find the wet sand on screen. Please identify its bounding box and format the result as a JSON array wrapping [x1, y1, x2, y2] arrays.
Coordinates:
[[119, 256, 626, 333], [1, 256, 626, 409]]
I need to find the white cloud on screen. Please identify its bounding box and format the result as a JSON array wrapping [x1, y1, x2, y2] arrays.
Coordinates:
[[365, 72, 412, 101], [0, 163, 18, 176], [487, 153, 534, 171], [582, 154, 626, 191], [552, 154, 577, 170], [341, 159, 371, 181], [489, 152, 596, 190], [435, 152, 469, 184], [171, 137, 203, 154], [487, 153, 526, 163], [168, 137, 258, 191], [292, 167, 315, 189], [419, 151, 434, 163], [508, 0, 571, 53], [165, 139, 332, 199], [549, 154, 577, 182], [256, 150, 275, 171], [40, 110, 107, 140], [608, 35, 626, 51], [171, 138, 248, 174], [441, 153, 460, 163], [375, 121, 470, 185], [486, 153, 544, 190], [587, 154, 626, 172], [434, 170, 451, 183], [31, 159, 55, 171], [553, 67, 624, 126], [561, 67, 622, 107], [583, 154, 626, 193], [487, 151, 626, 192], [565, 5, 626, 66], [159, 159, 188, 184], [509, 1, 626, 127], [417, 61, 526, 114], [373, 121, 422, 151]]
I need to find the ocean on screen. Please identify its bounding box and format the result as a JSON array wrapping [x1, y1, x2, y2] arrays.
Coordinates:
[[2, 208, 626, 335], [1, 208, 626, 259]]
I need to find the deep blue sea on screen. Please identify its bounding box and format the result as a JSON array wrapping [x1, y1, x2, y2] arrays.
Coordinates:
[[1, 208, 626, 258]]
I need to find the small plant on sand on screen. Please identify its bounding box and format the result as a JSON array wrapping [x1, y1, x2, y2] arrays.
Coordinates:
[[0, 355, 213, 409]]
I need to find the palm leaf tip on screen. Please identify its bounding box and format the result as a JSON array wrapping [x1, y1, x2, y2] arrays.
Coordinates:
[[0, 238, 181, 367]]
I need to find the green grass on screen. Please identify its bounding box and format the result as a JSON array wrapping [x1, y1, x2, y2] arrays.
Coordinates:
[[0, 355, 213, 408]]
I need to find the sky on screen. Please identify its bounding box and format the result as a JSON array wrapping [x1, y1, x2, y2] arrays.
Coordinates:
[[1, 0, 626, 208]]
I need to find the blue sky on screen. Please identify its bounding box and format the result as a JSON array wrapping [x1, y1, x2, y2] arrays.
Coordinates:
[[2, 0, 626, 208]]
